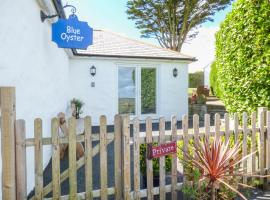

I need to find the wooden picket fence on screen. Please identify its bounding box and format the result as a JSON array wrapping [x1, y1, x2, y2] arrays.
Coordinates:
[[1, 87, 270, 200]]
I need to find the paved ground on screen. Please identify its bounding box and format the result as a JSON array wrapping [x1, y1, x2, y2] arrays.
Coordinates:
[[252, 192, 270, 200], [28, 140, 183, 199], [236, 189, 270, 200], [251, 192, 270, 200], [206, 96, 225, 107]]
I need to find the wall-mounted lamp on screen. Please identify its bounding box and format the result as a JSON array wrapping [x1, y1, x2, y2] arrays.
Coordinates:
[[173, 68, 178, 77], [90, 65, 96, 77]]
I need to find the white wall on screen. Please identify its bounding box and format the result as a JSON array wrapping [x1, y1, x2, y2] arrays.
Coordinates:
[[0, 0, 69, 194], [159, 63, 189, 121], [69, 57, 188, 124], [69, 58, 118, 125]]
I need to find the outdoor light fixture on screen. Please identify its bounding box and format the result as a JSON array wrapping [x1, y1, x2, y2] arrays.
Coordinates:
[[173, 68, 178, 77], [90, 65, 96, 77]]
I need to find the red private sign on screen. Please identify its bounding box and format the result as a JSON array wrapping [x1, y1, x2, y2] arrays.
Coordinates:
[[147, 141, 177, 159]]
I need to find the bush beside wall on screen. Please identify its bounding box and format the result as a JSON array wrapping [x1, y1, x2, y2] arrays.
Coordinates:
[[215, 0, 270, 114], [189, 71, 204, 88]]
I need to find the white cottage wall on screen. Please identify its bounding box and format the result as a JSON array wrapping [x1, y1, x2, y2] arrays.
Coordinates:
[[69, 58, 188, 124], [0, 0, 69, 195], [159, 63, 189, 121], [69, 58, 118, 125]]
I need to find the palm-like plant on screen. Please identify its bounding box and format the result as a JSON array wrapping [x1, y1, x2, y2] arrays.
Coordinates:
[[182, 136, 261, 200]]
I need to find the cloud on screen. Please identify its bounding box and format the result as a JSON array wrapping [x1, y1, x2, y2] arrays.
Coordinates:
[[182, 26, 219, 73]]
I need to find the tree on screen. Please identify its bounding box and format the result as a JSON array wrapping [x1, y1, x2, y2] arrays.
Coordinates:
[[215, 0, 270, 114], [126, 0, 232, 51]]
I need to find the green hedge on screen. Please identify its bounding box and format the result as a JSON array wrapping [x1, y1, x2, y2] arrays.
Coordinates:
[[209, 61, 221, 97], [189, 71, 204, 88], [215, 0, 270, 114]]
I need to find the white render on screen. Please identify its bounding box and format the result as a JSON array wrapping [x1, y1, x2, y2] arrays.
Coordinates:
[[0, 0, 191, 197], [69, 57, 188, 125], [0, 0, 70, 195]]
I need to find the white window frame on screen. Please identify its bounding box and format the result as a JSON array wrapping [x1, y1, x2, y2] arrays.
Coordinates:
[[116, 63, 160, 119]]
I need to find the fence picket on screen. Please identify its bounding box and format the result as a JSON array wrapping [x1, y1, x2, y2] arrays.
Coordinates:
[[171, 116, 177, 200], [234, 113, 239, 175], [133, 118, 140, 200], [15, 120, 27, 200], [242, 113, 248, 184], [224, 113, 230, 144], [267, 111, 270, 186], [34, 119, 43, 199], [122, 115, 131, 200], [68, 118, 77, 199], [234, 113, 239, 143], [114, 115, 122, 200], [259, 109, 266, 186], [251, 112, 257, 177], [159, 117, 166, 200], [182, 115, 189, 187], [215, 113, 220, 140], [84, 116, 93, 200], [100, 116, 108, 200], [204, 114, 210, 139], [146, 117, 153, 200], [51, 118, 61, 199], [193, 114, 199, 147]]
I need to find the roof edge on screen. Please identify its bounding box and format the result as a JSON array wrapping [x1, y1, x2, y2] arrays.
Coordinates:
[[73, 51, 197, 62]]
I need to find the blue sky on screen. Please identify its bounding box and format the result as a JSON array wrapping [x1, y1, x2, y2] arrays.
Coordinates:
[[65, 0, 232, 71]]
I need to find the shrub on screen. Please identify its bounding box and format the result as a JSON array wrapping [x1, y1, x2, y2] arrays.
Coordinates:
[[209, 61, 221, 97], [215, 0, 270, 114], [197, 85, 209, 97], [189, 71, 204, 88], [196, 94, 207, 104]]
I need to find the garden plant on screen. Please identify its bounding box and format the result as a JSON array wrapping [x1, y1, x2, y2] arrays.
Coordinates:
[[70, 98, 84, 119], [180, 136, 266, 200]]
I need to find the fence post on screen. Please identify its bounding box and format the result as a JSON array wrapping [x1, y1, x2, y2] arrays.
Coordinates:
[[121, 115, 131, 200], [267, 111, 270, 188], [100, 116, 108, 200], [114, 115, 122, 200], [0, 87, 16, 200], [146, 117, 153, 200], [15, 120, 27, 200]]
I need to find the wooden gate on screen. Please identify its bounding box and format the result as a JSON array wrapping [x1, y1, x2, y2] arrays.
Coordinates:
[[1, 87, 270, 200]]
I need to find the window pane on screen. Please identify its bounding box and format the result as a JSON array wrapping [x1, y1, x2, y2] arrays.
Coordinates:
[[141, 68, 156, 114], [118, 67, 136, 114]]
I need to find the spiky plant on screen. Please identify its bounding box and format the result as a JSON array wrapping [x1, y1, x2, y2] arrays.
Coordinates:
[[182, 136, 261, 200]]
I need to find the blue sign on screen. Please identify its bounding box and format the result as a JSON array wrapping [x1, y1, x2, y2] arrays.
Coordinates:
[[52, 15, 93, 49]]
